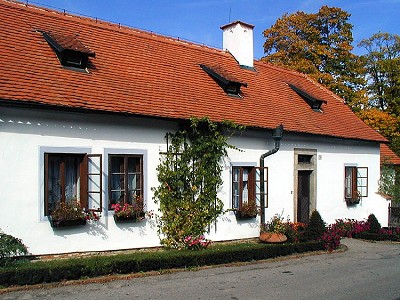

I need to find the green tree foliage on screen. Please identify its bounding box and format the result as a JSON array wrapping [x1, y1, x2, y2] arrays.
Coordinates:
[[153, 117, 242, 249], [367, 214, 381, 233], [358, 33, 400, 115], [262, 6, 367, 110], [357, 33, 400, 155], [304, 210, 326, 241], [379, 165, 400, 203]]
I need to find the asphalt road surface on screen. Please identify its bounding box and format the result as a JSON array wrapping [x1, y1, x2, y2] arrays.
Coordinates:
[[1, 238, 400, 300]]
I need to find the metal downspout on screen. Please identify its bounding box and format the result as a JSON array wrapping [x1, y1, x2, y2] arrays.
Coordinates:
[[260, 124, 283, 224]]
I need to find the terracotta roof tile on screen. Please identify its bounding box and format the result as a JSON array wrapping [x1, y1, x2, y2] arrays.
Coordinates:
[[43, 31, 95, 56], [381, 144, 400, 165], [0, 0, 387, 143]]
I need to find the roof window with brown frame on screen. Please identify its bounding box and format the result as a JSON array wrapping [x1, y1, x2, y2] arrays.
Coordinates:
[[41, 31, 95, 70], [200, 64, 247, 97], [288, 83, 327, 112]]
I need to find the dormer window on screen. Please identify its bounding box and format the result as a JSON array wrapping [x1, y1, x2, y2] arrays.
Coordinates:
[[200, 64, 247, 97], [288, 83, 327, 112], [41, 31, 95, 70]]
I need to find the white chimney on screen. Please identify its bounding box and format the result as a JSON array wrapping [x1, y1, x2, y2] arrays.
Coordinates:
[[221, 20, 254, 68]]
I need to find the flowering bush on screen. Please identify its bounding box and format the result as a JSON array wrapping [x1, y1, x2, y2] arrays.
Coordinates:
[[261, 215, 307, 242], [321, 225, 341, 252], [380, 227, 400, 236], [50, 202, 100, 222], [331, 219, 369, 238], [183, 235, 211, 250], [283, 221, 307, 243], [261, 214, 286, 234]]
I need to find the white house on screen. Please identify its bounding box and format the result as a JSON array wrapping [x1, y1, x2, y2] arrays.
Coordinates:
[[0, 0, 389, 255]]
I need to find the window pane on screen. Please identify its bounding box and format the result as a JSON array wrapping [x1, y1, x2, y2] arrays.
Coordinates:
[[358, 186, 367, 197], [357, 168, 367, 178], [233, 168, 239, 182], [88, 156, 101, 173], [128, 157, 141, 173], [233, 182, 239, 209], [48, 156, 61, 211], [109, 155, 143, 207], [45, 154, 83, 215], [345, 167, 353, 198], [110, 157, 124, 173], [110, 191, 124, 204], [110, 174, 124, 191], [64, 156, 79, 201]]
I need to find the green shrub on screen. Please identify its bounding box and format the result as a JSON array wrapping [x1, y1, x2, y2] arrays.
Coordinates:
[[304, 210, 326, 241], [0, 231, 29, 266], [0, 241, 323, 287], [356, 232, 400, 242], [367, 214, 381, 233]]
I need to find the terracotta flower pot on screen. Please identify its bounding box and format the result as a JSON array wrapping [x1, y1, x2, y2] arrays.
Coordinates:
[[259, 232, 287, 243]]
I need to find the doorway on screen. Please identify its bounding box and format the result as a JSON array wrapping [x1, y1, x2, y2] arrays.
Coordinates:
[[293, 149, 317, 223], [297, 170, 312, 224]]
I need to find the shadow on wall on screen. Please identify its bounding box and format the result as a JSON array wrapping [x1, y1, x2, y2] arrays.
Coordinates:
[[0, 107, 177, 143]]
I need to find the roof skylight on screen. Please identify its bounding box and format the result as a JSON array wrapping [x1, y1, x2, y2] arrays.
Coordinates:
[[200, 64, 247, 97], [41, 31, 95, 70], [288, 83, 327, 112]]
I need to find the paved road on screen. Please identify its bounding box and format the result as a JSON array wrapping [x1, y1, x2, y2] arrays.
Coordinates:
[[1, 238, 400, 300]]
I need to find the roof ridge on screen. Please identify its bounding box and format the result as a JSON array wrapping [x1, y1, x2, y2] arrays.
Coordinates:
[[4, 0, 227, 57]]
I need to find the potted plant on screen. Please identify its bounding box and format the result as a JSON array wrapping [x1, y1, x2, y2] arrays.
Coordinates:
[[235, 201, 259, 219], [49, 202, 100, 228], [260, 214, 288, 243], [112, 196, 146, 223]]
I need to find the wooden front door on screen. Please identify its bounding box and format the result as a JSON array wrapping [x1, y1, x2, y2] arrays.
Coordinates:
[[297, 171, 311, 224]]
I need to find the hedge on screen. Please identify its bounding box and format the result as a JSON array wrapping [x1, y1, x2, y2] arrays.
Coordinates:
[[0, 241, 323, 287], [355, 232, 400, 242]]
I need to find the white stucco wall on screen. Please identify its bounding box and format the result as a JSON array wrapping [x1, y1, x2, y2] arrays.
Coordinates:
[[0, 107, 389, 255]]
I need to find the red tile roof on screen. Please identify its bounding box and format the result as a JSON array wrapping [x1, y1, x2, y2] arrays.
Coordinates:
[[0, 0, 387, 143], [381, 144, 400, 165], [44, 32, 95, 56]]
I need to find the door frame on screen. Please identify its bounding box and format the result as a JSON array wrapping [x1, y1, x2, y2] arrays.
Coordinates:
[[293, 149, 317, 223]]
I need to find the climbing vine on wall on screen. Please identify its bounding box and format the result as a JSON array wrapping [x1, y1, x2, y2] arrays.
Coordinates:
[[153, 117, 243, 249]]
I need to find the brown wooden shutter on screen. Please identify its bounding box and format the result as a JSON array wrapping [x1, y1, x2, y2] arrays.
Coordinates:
[[351, 167, 358, 199]]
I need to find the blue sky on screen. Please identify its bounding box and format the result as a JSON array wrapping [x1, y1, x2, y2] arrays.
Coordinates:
[[30, 0, 399, 59]]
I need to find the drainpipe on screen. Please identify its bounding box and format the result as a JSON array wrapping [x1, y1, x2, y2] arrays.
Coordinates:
[[260, 124, 284, 224]]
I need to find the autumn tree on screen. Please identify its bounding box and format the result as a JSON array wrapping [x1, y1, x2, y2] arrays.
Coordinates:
[[356, 33, 400, 155], [262, 6, 367, 110], [356, 108, 399, 139], [358, 32, 400, 115]]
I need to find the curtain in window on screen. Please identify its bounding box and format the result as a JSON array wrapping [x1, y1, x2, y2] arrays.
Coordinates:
[[232, 168, 240, 209], [65, 156, 79, 202], [110, 156, 124, 205], [242, 168, 249, 203], [345, 167, 353, 198], [48, 156, 61, 211]]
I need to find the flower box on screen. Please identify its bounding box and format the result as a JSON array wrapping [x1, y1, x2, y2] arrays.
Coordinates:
[[113, 214, 143, 223], [48, 216, 87, 228], [235, 211, 257, 220], [346, 198, 361, 205]]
